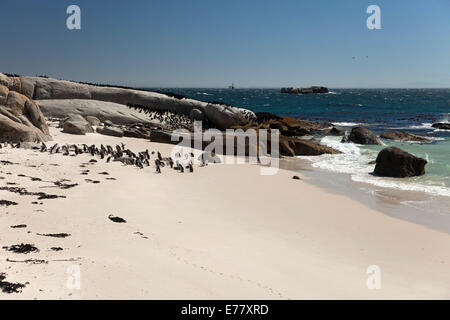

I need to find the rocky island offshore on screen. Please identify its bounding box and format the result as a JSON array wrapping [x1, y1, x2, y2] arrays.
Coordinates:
[[281, 86, 329, 94]]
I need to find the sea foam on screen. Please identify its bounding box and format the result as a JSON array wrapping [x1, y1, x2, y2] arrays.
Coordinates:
[[299, 136, 450, 198]]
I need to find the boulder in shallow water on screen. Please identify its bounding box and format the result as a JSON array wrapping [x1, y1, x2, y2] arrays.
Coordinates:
[[323, 126, 347, 136], [343, 126, 383, 145], [380, 131, 431, 143], [432, 123, 450, 130], [374, 147, 427, 177]]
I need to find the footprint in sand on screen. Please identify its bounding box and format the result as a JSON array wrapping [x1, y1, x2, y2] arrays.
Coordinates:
[[165, 246, 289, 299]]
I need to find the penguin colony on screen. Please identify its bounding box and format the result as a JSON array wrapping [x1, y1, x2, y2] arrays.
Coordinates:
[[126, 103, 194, 130], [2, 141, 218, 174]]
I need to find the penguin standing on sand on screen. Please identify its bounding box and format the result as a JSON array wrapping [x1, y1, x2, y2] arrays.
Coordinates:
[[155, 160, 161, 173]]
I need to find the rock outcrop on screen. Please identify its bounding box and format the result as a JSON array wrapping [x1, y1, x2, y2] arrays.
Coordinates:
[[0, 84, 50, 143], [233, 115, 331, 137], [37, 99, 161, 126], [342, 126, 383, 145], [374, 147, 427, 177], [1, 73, 252, 130], [281, 86, 329, 94], [322, 126, 347, 136], [85, 116, 101, 126], [97, 126, 124, 137], [123, 128, 150, 139], [149, 129, 340, 157], [189, 108, 205, 121], [203, 103, 247, 130], [62, 114, 94, 135], [380, 131, 431, 143], [288, 138, 340, 156], [432, 123, 450, 130]]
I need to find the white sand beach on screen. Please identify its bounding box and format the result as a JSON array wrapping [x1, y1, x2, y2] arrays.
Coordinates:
[[1, 126, 449, 300]]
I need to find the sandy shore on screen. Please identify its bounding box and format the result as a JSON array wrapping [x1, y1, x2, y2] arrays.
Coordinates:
[[0, 126, 449, 299]]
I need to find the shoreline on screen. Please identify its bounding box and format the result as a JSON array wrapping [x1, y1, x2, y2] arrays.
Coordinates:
[[285, 158, 450, 234], [1, 127, 449, 299]]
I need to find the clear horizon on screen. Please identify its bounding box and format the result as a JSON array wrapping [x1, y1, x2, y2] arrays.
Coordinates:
[[1, 0, 449, 88]]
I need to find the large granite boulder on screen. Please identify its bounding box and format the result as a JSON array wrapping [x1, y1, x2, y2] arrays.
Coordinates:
[[288, 138, 341, 156], [189, 108, 205, 121], [97, 126, 124, 137], [85, 116, 101, 126], [432, 123, 450, 130], [380, 131, 431, 143], [0, 114, 49, 143], [374, 147, 427, 177], [149, 129, 339, 157], [234, 115, 331, 137], [37, 99, 157, 126], [0, 74, 252, 130], [0, 85, 50, 143], [272, 117, 331, 136], [123, 128, 150, 139], [62, 114, 94, 135], [203, 103, 247, 130], [322, 126, 347, 136], [149, 130, 259, 157], [342, 126, 383, 145]]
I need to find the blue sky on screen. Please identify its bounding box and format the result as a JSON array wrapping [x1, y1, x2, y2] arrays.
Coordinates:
[[0, 0, 449, 88]]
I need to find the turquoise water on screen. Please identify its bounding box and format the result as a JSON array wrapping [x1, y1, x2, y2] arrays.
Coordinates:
[[153, 88, 450, 198]]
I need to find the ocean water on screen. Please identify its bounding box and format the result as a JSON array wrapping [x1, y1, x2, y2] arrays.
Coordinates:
[[153, 88, 450, 200]]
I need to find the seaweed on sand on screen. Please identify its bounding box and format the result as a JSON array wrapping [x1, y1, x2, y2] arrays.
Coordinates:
[[0, 273, 27, 293], [2, 243, 39, 254]]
